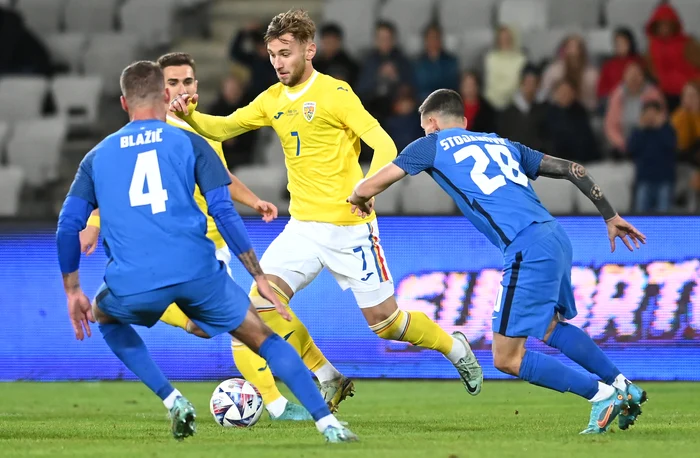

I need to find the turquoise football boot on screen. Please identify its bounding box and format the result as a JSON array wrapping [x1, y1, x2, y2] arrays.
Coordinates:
[[169, 396, 196, 441], [270, 402, 313, 421], [619, 383, 647, 430], [323, 425, 359, 443], [580, 389, 625, 435]]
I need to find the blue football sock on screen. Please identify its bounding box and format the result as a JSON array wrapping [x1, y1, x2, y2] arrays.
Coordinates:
[[519, 350, 599, 400], [100, 323, 174, 400], [259, 334, 331, 421], [546, 322, 620, 384]]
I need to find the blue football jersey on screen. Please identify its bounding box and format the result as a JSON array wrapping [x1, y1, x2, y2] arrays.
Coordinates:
[[67, 119, 231, 296], [394, 128, 554, 251]]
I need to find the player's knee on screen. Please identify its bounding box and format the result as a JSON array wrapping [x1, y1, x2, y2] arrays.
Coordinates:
[[91, 302, 114, 325], [186, 321, 211, 339], [492, 349, 521, 376]]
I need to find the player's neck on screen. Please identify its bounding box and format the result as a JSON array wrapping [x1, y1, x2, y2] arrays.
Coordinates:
[[290, 65, 316, 89], [130, 107, 166, 122]]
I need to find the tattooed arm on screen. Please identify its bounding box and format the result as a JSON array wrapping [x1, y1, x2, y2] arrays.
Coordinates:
[[237, 248, 264, 278], [537, 155, 617, 221]]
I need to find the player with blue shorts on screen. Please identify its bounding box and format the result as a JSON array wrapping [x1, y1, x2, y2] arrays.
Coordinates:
[[348, 89, 648, 434], [55, 61, 356, 443]]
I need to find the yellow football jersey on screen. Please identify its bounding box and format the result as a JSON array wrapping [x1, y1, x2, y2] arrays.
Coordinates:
[[166, 115, 227, 249], [187, 71, 379, 225]]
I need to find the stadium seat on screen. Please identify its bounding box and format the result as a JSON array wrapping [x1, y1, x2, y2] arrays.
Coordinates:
[[7, 117, 68, 187], [605, 0, 658, 32], [121, 0, 176, 48], [0, 121, 9, 156], [16, 0, 67, 36], [64, 0, 120, 34], [322, 0, 379, 56], [438, 0, 495, 36], [44, 32, 87, 73], [51, 76, 103, 131], [522, 28, 575, 64], [83, 34, 140, 96], [458, 28, 494, 70], [530, 177, 577, 214], [379, 0, 435, 42], [548, 0, 601, 29], [0, 166, 25, 216], [671, 0, 700, 38], [228, 166, 287, 215], [497, 0, 549, 31], [0, 76, 49, 123], [401, 172, 455, 214], [574, 161, 634, 214], [586, 28, 614, 58]]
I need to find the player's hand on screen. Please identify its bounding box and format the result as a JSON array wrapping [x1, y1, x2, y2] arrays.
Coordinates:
[[170, 93, 198, 116], [606, 214, 646, 252], [254, 276, 291, 321], [347, 194, 374, 218], [253, 200, 278, 223], [80, 225, 100, 256], [67, 291, 95, 341]]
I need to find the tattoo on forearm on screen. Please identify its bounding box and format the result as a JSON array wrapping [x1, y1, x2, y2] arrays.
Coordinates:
[[62, 272, 80, 293], [538, 156, 616, 220], [237, 249, 264, 277]]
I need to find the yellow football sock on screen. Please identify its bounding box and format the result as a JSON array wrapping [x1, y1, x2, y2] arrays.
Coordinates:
[[159, 304, 190, 331], [249, 283, 329, 373], [370, 309, 454, 355], [231, 342, 284, 405]]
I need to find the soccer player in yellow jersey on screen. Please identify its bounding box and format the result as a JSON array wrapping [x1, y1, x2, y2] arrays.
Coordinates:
[[80, 53, 332, 421], [171, 9, 484, 406]]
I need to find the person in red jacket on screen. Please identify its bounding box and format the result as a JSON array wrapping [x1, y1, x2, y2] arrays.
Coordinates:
[[597, 28, 644, 105], [645, 1, 700, 111]]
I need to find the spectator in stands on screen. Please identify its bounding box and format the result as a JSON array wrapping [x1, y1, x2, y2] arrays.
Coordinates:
[[413, 23, 460, 101], [460, 71, 497, 133], [484, 25, 526, 110], [671, 81, 700, 209], [229, 22, 278, 98], [597, 27, 644, 105], [628, 100, 677, 213], [539, 35, 599, 112], [208, 74, 257, 170], [604, 61, 665, 157], [645, 2, 700, 112], [498, 65, 549, 153], [356, 21, 414, 123], [0, 6, 52, 76], [314, 23, 359, 87], [546, 79, 601, 163], [385, 85, 423, 152]]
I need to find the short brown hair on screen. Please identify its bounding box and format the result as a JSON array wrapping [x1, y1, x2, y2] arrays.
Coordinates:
[[120, 60, 164, 103], [157, 52, 196, 75], [265, 9, 316, 44]]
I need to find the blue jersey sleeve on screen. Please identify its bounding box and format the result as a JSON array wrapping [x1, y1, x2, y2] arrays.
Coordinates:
[[184, 131, 232, 193], [393, 134, 437, 176], [204, 187, 253, 257], [510, 141, 545, 180], [67, 150, 97, 205]]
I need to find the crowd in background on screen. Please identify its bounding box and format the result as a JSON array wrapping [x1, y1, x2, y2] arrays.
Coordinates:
[[221, 1, 700, 213]]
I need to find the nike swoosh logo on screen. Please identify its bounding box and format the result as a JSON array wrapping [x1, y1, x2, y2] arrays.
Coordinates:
[[258, 330, 295, 371], [464, 378, 478, 393], [361, 272, 374, 281]]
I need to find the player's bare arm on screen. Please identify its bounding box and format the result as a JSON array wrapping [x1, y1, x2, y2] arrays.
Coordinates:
[[348, 163, 407, 217], [228, 171, 278, 222], [537, 155, 646, 252]]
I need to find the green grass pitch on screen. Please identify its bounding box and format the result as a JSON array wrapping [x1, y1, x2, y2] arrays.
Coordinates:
[[1, 381, 699, 457]]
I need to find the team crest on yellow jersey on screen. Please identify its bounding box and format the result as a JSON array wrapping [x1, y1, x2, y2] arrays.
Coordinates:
[[303, 101, 316, 122]]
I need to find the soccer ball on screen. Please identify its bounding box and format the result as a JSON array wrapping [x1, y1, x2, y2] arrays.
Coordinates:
[[210, 378, 264, 427]]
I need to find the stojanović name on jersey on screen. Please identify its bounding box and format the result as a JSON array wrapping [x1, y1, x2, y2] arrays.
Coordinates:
[[439, 134, 507, 150], [120, 128, 164, 148]]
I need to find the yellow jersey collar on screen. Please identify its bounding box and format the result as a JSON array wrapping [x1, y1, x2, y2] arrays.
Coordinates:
[[284, 70, 319, 102]]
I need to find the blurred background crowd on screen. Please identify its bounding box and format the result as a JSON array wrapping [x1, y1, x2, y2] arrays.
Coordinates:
[[1, 0, 700, 218]]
